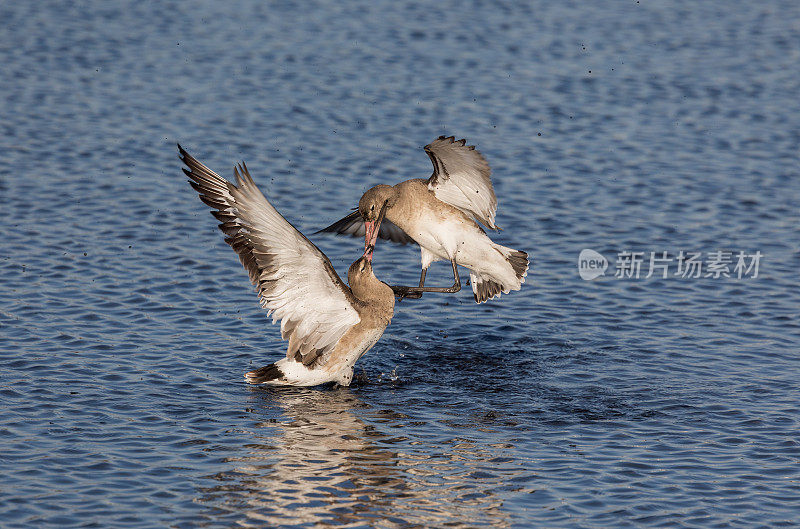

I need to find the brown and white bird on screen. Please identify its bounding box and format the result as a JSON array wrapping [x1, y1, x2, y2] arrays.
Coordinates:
[[179, 145, 394, 387], [319, 136, 529, 303]]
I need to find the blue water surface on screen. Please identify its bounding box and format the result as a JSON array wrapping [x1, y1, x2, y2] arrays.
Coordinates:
[[1, 1, 799, 527]]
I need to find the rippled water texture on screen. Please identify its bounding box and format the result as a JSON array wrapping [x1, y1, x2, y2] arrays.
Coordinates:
[[2, 1, 800, 527]]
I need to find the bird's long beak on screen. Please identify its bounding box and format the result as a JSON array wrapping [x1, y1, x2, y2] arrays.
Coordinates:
[[363, 201, 388, 263]]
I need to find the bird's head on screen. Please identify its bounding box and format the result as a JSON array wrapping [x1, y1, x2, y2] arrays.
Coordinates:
[[359, 185, 393, 262], [348, 256, 375, 294], [358, 185, 393, 222]]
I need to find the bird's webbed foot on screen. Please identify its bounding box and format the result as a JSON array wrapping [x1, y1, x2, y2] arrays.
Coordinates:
[[391, 285, 424, 301]]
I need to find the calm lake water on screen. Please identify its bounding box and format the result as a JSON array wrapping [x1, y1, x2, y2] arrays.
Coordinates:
[[2, 1, 799, 527]]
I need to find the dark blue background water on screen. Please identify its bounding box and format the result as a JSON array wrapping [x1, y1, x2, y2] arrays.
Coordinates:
[[2, 1, 799, 527]]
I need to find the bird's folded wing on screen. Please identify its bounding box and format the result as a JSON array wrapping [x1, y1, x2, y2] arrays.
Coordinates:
[[179, 146, 360, 360], [316, 210, 416, 245], [425, 136, 498, 229]]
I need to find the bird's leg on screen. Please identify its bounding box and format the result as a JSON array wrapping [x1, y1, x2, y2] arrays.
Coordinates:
[[390, 260, 461, 298], [391, 267, 427, 300], [442, 260, 461, 293], [407, 268, 428, 299]]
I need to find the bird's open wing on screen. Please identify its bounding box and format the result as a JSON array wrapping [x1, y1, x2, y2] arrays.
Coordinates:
[[179, 145, 360, 362], [316, 210, 416, 245], [425, 136, 498, 229]]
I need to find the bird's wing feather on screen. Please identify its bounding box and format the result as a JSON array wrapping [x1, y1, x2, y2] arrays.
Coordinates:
[[179, 145, 360, 363], [425, 136, 498, 229], [316, 210, 416, 245]]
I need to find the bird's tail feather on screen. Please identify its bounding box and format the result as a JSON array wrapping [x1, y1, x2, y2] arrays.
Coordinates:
[[506, 249, 529, 282], [245, 363, 285, 384], [469, 246, 530, 303], [470, 274, 505, 303]]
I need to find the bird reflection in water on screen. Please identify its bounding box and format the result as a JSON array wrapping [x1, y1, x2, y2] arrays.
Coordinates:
[[197, 388, 517, 527]]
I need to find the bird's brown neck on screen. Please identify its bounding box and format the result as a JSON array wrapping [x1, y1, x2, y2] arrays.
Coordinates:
[[350, 272, 395, 320]]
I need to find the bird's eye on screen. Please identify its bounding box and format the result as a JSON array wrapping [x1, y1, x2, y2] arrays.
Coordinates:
[[370, 205, 375, 211]]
